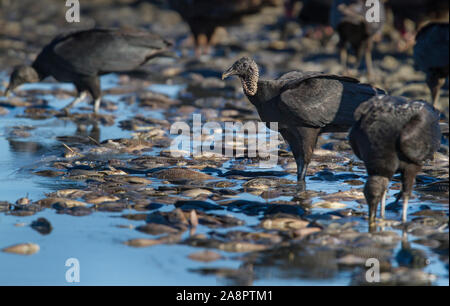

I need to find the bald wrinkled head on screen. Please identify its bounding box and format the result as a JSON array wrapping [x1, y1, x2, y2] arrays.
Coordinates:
[[222, 57, 259, 96], [4, 65, 40, 96]]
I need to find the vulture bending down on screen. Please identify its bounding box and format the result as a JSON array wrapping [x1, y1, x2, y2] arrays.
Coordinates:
[[349, 95, 441, 230], [4, 28, 174, 114]]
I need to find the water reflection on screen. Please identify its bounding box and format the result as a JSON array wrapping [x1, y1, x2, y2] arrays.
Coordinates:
[[0, 73, 447, 285], [396, 231, 429, 269], [7, 138, 45, 154]]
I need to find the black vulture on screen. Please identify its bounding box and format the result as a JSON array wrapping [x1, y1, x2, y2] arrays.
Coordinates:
[[296, 0, 334, 26], [330, 0, 386, 78], [349, 95, 441, 230], [413, 22, 449, 106], [285, 0, 334, 25], [284, 0, 334, 41], [168, 0, 280, 56], [222, 57, 385, 189], [386, 0, 449, 50], [4, 28, 174, 114]]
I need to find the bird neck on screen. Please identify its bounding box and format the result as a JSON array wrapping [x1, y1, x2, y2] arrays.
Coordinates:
[[31, 62, 48, 81], [246, 79, 280, 106], [240, 70, 259, 97]]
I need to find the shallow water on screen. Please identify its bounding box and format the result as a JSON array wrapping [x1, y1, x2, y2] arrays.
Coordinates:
[[0, 74, 448, 286]]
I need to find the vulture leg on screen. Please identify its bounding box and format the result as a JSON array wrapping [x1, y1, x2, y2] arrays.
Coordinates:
[[194, 43, 202, 58], [93, 98, 102, 114], [400, 164, 421, 223], [380, 189, 387, 218], [427, 73, 446, 106], [280, 127, 320, 187], [364, 175, 389, 227], [365, 39, 374, 80], [295, 126, 320, 181], [62, 91, 87, 113], [196, 33, 208, 56], [339, 47, 348, 75], [85, 77, 101, 114], [402, 195, 409, 224], [90, 122, 100, 144], [280, 128, 304, 180], [355, 43, 365, 75]]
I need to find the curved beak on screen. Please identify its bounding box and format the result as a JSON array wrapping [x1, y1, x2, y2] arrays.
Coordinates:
[[222, 66, 237, 80]]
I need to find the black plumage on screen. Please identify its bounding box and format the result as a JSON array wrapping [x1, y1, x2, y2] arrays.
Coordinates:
[[4, 28, 174, 113], [222, 57, 385, 189], [297, 0, 334, 26], [168, 0, 279, 56], [413, 22, 449, 106], [284, 0, 334, 41], [387, 0, 449, 32], [349, 95, 441, 229], [330, 0, 386, 78]]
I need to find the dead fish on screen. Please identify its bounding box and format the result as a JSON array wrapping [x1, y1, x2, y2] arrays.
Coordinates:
[[33, 170, 65, 177], [260, 217, 309, 231], [136, 223, 181, 235], [188, 250, 222, 262], [84, 195, 120, 204], [218, 242, 269, 253], [2, 243, 40, 255], [152, 168, 215, 181], [124, 238, 163, 248], [37, 197, 86, 208], [15, 197, 30, 205]]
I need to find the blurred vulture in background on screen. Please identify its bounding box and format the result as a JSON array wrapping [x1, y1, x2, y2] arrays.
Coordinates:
[[330, 0, 386, 79], [413, 22, 449, 107], [168, 0, 282, 56], [4, 28, 174, 114], [386, 0, 449, 50], [284, 0, 334, 41]]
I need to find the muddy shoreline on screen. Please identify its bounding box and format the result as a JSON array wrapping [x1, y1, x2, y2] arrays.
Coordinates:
[[0, 0, 448, 285]]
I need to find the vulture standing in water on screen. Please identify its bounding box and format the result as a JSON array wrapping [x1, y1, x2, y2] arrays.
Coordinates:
[[4, 28, 174, 114], [413, 22, 449, 106], [330, 0, 386, 79], [349, 95, 441, 230], [168, 0, 280, 56], [222, 57, 385, 190]]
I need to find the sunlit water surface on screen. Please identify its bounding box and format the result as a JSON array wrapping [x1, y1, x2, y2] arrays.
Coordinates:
[[0, 73, 448, 285]]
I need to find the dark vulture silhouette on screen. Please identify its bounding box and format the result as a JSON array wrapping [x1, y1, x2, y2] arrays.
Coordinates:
[[386, 0, 449, 50], [4, 28, 174, 113], [168, 0, 280, 56], [387, 0, 449, 31], [222, 57, 385, 189], [298, 0, 334, 26], [330, 0, 386, 78], [284, 0, 334, 41], [413, 22, 449, 106], [285, 0, 333, 25], [349, 95, 441, 230]]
